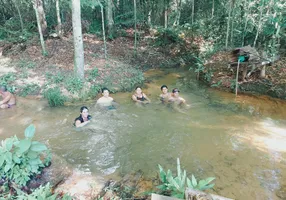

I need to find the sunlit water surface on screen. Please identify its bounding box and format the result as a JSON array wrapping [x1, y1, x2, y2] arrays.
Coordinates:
[[1, 69, 286, 200]]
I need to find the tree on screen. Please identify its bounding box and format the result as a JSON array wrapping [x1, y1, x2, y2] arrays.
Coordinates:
[[55, 0, 62, 37], [33, 0, 47, 55], [33, 0, 48, 36], [106, 0, 114, 37], [72, 0, 84, 79]]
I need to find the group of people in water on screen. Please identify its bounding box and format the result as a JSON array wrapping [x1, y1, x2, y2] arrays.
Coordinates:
[[0, 84, 189, 128], [74, 85, 189, 127]]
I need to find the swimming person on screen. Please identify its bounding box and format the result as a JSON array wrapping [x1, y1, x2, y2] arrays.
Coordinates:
[[0, 85, 16, 109], [168, 88, 190, 107], [96, 88, 116, 110], [74, 106, 92, 127], [159, 85, 171, 103], [132, 86, 151, 104]]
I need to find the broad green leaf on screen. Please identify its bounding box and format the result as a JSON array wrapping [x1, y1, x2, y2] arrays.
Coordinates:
[[167, 169, 173, 182], [24, 124, 35, 139], [27, 151, 39, 159], [204, 177, 216, 185], [156, 184, 167, 190], [29, 158, 42, 165], [186, 177, 194, 189], [12, 154, 21, 164], [191, 174, 198, 187], [4, 151, 12, 163], [4, 163, 11, 172], [158, 164, 166, 183], [18, 139, 31, 153], [0, 154, 4, 167], [30, 142, 47, 152], [198, 179, 207, 188], [5, 138, 13, 151], [199, 183, 215, 191]]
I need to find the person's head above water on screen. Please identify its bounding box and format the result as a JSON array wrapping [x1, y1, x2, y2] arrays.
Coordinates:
[[135, 86, 143, 95], [101, 87, 110, 97], [0, 85, 7, 93], [172, 88, 180, 97], [80, 106, 89, 117], [161, 85, 168, 94]]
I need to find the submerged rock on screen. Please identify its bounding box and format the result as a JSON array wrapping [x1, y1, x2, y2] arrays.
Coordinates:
[[55, 169, 105, 200]]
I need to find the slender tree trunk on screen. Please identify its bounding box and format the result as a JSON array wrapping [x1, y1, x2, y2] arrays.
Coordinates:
[[164, 1, 168, 28], [211, 0, 214, 18], [34, 0, 48, 37], [134, 0, 137, 56], [72, 0, 84, 79], [55, 0, 62, 37], [106, 0, 114, 37], [13, 0, 24, 32], [253, 2, 263, 47], [191, 0, 194, 24], [173, 0, 182, 26], [33, 1, 47, 55], [230, 10, 234, 47], [97, 0, 107, 59], [225, 1, 232, 48]]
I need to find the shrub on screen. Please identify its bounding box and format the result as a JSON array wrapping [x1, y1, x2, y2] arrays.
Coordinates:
[[44, 88, 66, 107], [17, 59, 36, 69], [18, 84, 41, 97], [0, 124, 51, 187], [88, 67, 99, 82], [64, 76, 83, 94]]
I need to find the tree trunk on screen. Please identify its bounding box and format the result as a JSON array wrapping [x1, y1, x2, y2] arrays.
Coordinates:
[[56, 0, 62, 37], [72, 0, 84, 79], [225, 1, 232, 48], [13, 0, 24, 32], [34, 0, 48, 37], [106, 0, 114, 37], [211, 0, 214, 18], [253, 1, 263, 47], [191, 0, 194, 24], [164, 1, 168, 28], [134, 0, 137, 56], [173, 0, 182, 26], [33, 1, 47, 56], [97, 0, 107, 59]]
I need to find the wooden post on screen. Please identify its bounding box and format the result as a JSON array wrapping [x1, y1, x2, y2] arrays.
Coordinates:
[[235, 61, 240, 96]]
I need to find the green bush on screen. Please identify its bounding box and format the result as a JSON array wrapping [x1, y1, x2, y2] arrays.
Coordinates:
[[15, 183, 72, 200], [43, 88, 66, 107], [157, 158, 215, 199], [154, 28, 184, 47], [18, 84, 41, 97], [88, 67, 99, 81], [45, 72, 64, 84], [64, 76, 83, 94], [0, 124, 51, 187], [0, 72, 16, 93]]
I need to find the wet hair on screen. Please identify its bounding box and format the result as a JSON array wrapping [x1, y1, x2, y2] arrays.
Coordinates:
[[80, 106, 89, 113], [0, 85, 7, 92], [172, 88, 180, 93], [102, 87, 109, 93], [161, 85, 168, 90], [135, 86, 142, 90]]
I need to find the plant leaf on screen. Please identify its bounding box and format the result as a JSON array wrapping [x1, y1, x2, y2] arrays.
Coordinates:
[[186, 177, 193, 189], [24, 124, 35, 138], [199, 183, 215, 191], [158, 164, 166, 183], [30, 142, 47, 152], [5, 138, 13, 151], [4, 151, 12, 163], [0, 155, 4, 167], [191, 174, 198, 187], [12, 154, 21, 164], [17, 139, 31, 153]]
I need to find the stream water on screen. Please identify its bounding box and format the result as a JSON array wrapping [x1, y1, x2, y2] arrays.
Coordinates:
[[1, 69, 286, 199]]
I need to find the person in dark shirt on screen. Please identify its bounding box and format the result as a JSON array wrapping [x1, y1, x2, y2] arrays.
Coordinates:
[[132, 86, 151, 104], [74, 106, 92, 127]]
